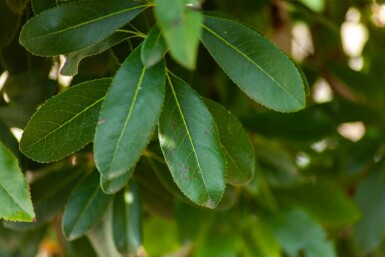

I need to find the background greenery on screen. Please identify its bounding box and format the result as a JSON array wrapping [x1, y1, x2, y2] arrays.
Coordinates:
[[0, 0, 385, 256]]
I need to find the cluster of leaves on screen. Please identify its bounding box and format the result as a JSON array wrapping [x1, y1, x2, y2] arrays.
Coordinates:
[[1, 0, 385, 256]]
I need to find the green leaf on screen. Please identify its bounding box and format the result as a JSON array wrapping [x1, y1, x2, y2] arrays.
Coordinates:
[[0, 141, 35, 222], [112, 182, 142, 255], [140, 25, 167, 68], [154, 0, 202, 69], [94, 46, 165, 179], [62, 171, 112, 241], [61, 32, 129, 76], [20, 78, 111, 163], [201, 15, 306, 112], [158, 74, 226, 208], [31, 0, 56, 14], [100, 168, 133, 194], [4, 162, 86, 231], [268, 208, 337, 257], [19, 0, 146, 56], [204, 99, 255, 185], [275, 182, 360, 228], [354, 161, 385, 253]]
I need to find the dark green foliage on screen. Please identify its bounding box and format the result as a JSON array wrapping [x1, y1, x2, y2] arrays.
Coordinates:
[[0, 0, 383, 256]]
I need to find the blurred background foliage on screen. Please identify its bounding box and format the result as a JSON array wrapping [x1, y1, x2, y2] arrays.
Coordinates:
[[2, 0, 385, 256]]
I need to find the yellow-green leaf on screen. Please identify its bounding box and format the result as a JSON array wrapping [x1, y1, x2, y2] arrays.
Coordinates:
[[0, 141, 35, 222]]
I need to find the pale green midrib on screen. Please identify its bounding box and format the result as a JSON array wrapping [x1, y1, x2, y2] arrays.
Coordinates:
[[23, 96, 105, 149], [107, 67, 147, 172], [202, 24, 302, 105], [222, 145, 243, 176], [24, 5, 146, 43], [167, 74, 212, 201], [67, 186, 101, 236], [0, 182, 31, 217]]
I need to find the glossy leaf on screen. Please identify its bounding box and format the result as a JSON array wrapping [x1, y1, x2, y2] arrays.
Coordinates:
[[19, 0, 146, 56], [20, 78, 111, 163], [112, 182, 141, 255], [158, 74, 226, 208], [100, 168, 133, 194], [31, 0, 56, 14], [61, 32, 129, 76], [140, 25, 167, 68], [4, 162, 86, 231], [201, 15, 305, 112], [205, 99, 255, 185], [62, 172, 112, 240], [0, 141, 35, 222], [354, 161, 385, 253], [154, 0, 202, 69], [94, 47, 165, 179]]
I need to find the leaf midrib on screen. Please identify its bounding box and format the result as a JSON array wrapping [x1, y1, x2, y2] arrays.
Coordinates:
[[23, 96, 105, 149], [108, 67, 147, 172], [0, 183, 30, 216], [67, 185, 101, 237], [24, 5, 146, 43], [167, 74, 211, 201], [202, 23, 302, 105]]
